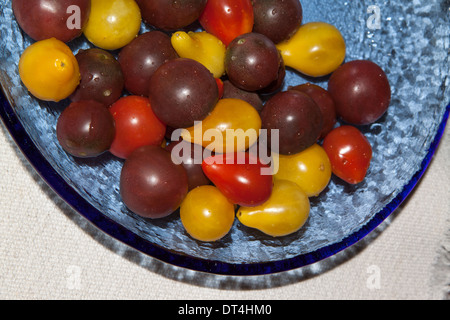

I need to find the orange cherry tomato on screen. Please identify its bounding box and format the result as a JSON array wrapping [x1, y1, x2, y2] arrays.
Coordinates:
[[19, 38, 80, 102]]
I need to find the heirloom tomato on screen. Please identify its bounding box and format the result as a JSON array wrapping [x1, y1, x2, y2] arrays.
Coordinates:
[[202, 152, 273, 207], [83, 0, 141, 50], [109, 96, 166, 159], [323, 125, 373, 185], [237, 179, 310, 237], [180, 185, 235, 242], [19, 38, 80, 102], [199, 0, 254, 46]]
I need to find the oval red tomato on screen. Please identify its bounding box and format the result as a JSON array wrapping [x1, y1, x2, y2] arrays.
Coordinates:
[[198, 0, 254, 46], [202, 152, 273, 207], [322, 125, 372, 185], [109, 95, 166, 159]]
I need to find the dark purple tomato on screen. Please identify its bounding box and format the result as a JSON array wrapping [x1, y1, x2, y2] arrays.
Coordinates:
[[118, 31, 178, 96], [120, 145, 189, 219], [12, 0, 91, 42], [290, 83, 337, 139], [222, 80, 264, 112], [252, 0, 303, 44], [261, 90, 323, 155], [70, 48, 124, 106], [148, 58, 219, 128], [166, 140, 211, 191], [328, 60, 391, 125], [259, 52, 286, 95], [56, 100, 116, 158], [135, 0, 207, 31], [225, 33, 280, 92]]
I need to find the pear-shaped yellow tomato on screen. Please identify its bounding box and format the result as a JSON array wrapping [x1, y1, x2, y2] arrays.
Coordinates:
[[276, 22, 346, 77], [181, 98, 261, 153], [19, 38, 80, 102], [274, 144, 332, 197], [180, 185, 235, 242], [237, 179, 310, 237], [171, 31, 226, 78], [84, 0, 142, 50]]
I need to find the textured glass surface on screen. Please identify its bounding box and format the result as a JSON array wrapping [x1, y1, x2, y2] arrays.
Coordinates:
[[0, 0, 449, 274]]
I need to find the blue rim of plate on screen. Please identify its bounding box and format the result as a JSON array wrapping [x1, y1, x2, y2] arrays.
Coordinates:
[[1, 84, 449, 276]]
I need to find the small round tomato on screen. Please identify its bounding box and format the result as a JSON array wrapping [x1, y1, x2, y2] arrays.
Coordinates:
[[275, 144, 332, 197], [19, 38, 80, 102], [199, 0, 254, 46], [83, 0, 141, 50], [180, 185, 235, 242], [328, 60, 391, 125], [276, 22, 346, 77], [202, 152, 273, 207], [109, 96, 166, 159], [322, 125, 373, 185]]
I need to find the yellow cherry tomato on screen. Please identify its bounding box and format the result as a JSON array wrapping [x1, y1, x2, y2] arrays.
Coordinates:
[[181, 98, 261, 153], [171, 31, 226, 78], [19, 38, 80, 102], [180, 185, 236, 242], [276, 22, 346, 77], [83, 0, 142, 50], [274, 144, 332, 197], [237, 179, 310, 237]]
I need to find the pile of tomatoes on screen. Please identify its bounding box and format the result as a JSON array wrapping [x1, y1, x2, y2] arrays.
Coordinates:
[[14, 0, 391, 242]]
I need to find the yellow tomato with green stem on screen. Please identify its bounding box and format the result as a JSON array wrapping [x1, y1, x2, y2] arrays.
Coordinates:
[[84, 0, 142, 51], [274, 144, 332, 197], [180, 185, 236, 242], [276, 21, 346, 77], [19, 38, 80, 102]]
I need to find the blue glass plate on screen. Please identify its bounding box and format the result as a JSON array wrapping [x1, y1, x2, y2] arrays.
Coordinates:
[[0, 0, 449, 276]]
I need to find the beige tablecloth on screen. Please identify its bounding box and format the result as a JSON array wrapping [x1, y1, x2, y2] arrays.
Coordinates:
[[0, 118, 449, 300]]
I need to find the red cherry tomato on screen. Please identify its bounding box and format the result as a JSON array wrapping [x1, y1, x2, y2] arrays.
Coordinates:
[[322, 125, 372, 185], [202, 152, 273, 207], [198, 0, 254, 46], [109, 96, 166, 159]]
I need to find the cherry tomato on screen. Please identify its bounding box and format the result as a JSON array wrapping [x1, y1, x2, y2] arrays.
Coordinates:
[[180, 185, 235, 242], [56, 100, 115, 158], [109, 96, 166, 159], [19, 38, 80, 102], [83, 0, 142, 50], [12, 0, 91, 43], [202, 152, 273, 207], [322, 125, 373, 185], [276, 22, 346, 77], [327, 60, 391, 125], [237, 179, 310, 237], [199, 0, 254, 46], [181, 98, 262, 153], [274, 144, 332, 197], [120, 145, 188, 219]]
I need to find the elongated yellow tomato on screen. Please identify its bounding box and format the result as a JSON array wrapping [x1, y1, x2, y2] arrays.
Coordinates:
[[19, 38, 80, 102], [180, 185, 235, 242], [237, 179, 310, 237], [171, 31, 226, 78], [276, 22, 346, 77], [181, 98, 261, 153], [84, 0, 141, 50], [275, 144, 332, 197]]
